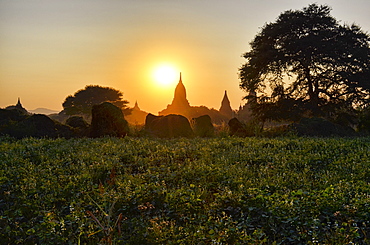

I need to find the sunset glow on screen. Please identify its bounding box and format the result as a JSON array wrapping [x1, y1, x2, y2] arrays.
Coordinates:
[[0, 1, 369, 114], [153, 65, 178, 87]]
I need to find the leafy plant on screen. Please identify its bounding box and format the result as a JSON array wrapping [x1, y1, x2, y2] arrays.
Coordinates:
[[1, 136, 370, 243]]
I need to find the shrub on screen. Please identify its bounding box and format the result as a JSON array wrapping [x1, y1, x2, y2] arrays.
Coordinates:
[[90, 102, 129, 138], [290, 117, 357, 137]]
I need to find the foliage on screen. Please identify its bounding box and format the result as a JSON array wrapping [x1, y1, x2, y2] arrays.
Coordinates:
[[66, 116, 89, 129], [62, 85, 129, 118], [192, 115, 215, 138], [90, 102, 129, 138], [290, 117, 357, 137], [358, 106, 370, 134], [239, 4, 370, 122], [66, 116, 90, 137], [228, 118, 262, 137], [1, 136, 370, 244], [214, 121, 229, 138], [0, 113, 74, 139]]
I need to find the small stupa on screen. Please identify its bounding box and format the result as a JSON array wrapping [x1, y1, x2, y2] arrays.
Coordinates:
[[133, 101, 140, 110], [5, 98, 29, 114], [124, 101, 148, 125], [237, 90, 256, 121]]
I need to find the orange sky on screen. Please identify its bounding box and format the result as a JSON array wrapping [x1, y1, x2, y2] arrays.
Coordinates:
[[1, 0, 369, 114]]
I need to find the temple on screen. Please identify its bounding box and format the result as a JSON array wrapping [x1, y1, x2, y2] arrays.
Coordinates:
[[133, 101, 140, 110], [158, 73, 235, 124], [219, 90, 233, 119], [125, 72, 253, 125], [159, 73, 191, 116], [124, 101, 148, 125], [169, 73, 191, 109]]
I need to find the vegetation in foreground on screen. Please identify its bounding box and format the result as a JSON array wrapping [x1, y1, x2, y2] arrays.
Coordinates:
[[1, 136, 370, 244]]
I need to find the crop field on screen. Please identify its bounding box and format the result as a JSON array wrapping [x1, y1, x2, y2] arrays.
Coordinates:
[[1, 136, 370, 244]]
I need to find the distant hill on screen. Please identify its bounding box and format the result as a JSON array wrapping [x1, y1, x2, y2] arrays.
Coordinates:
[[29, 108, 60, 115]]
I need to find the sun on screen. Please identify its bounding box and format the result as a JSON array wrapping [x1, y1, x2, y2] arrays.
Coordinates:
[[153, 65, 177, 87]]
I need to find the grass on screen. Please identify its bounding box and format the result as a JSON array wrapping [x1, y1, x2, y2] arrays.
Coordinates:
[[0, 136, 370, 244]]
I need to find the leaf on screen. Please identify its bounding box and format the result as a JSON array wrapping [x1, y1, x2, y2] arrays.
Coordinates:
[[88, 229, 102, 237]]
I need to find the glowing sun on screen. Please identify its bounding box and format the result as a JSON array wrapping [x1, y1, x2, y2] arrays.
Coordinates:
[[153, 65, 177, 86]]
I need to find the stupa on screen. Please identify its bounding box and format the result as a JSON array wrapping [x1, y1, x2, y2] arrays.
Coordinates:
[[158, 73, 234, 123], [5, 98, 28, 114], [125, 101, 148, 125], [237, 90, 256, 121], [159, 73, 191, 116], [219, 90, 233, 119]]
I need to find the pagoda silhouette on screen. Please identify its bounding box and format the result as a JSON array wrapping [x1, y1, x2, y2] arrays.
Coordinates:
[[219, 90, 233, 119], [5, 98, 29, 115], [125, 101, 148, 125], [159, 73, 191, 115], [159, 73, 233, 123]]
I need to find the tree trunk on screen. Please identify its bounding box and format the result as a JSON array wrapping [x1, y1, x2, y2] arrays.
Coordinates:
[[306, 67, 320, 115]]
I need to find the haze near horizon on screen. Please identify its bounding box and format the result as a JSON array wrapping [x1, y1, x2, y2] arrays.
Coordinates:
[[1, 0, 369, 114]]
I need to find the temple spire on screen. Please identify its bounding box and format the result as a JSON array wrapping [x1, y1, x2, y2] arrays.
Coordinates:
[[133, 100, 140, 110], [161, 72, 190, 112], [173, 72, 187, 102], [16, 97, 21, 107], [219, 90, 233, 119], [221, 90, 230, 105]]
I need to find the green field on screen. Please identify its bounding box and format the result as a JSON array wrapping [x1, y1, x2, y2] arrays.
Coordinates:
[[1, 136, 370, 244]]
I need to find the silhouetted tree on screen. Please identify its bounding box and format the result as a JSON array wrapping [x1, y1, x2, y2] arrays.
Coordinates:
[[62, 85, 129, 118], [239, 4, 370, 122]]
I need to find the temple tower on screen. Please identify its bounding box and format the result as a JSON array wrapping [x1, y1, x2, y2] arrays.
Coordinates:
[[219, 90, 233, 119], [159, 73, 191, 116], [133, 101, 140, 110], [171, 72, 190, 109], [16, 97, 22, 107]]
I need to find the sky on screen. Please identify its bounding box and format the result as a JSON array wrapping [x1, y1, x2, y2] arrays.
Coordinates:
[[1, 0, 369, 114]]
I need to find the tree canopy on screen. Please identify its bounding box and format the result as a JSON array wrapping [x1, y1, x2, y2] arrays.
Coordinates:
[[62, 85, 129, 116], [239, 4, 370, 122]]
